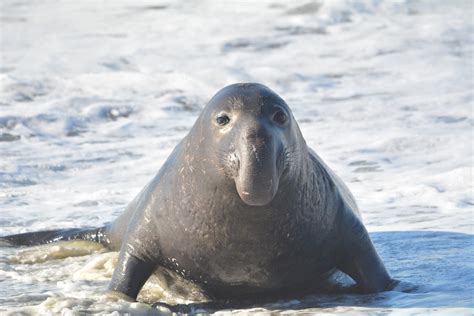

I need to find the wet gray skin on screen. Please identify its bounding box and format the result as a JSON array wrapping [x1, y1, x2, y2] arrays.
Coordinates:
[[1, 83, 396, 301]]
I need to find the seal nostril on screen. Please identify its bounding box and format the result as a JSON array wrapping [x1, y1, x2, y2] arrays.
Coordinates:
[[245, 128, 258, 141]]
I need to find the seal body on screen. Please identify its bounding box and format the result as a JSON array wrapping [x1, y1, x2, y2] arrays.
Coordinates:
[[104, 83, 393, 299], [2, 83, 394, 300]]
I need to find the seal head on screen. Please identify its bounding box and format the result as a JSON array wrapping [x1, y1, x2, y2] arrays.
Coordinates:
[[197, 83, 299, 206]]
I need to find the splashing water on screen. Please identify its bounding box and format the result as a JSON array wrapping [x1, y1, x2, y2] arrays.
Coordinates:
[[0, 0, 472, 314]]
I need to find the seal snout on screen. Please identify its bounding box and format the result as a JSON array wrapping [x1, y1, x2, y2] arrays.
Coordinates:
[[234, 126, 280, 207]]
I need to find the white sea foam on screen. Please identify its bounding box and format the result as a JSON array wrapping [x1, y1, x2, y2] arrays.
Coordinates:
[[0, 0, 472, 314]]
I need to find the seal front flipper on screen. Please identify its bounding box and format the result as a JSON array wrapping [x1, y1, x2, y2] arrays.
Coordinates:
[[337, 209, 395, 293], [109, 247, 156, 300]]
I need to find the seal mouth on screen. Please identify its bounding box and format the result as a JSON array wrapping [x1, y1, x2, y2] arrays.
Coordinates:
[[235, 175, 279, 206]]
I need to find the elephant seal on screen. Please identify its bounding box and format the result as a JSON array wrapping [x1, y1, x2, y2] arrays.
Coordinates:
[[2, 83, 395, 301]]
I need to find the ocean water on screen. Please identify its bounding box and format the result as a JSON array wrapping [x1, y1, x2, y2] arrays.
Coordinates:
[[0, 0, 473, 314]]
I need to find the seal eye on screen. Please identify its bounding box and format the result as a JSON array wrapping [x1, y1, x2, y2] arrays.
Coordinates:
[[216, 114, 230, 126], [273, 110, 288, 125]]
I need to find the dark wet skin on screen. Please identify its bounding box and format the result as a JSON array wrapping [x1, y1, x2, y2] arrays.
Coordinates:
[[2, 83, 396, 301], [105, 83, 395, 300]]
